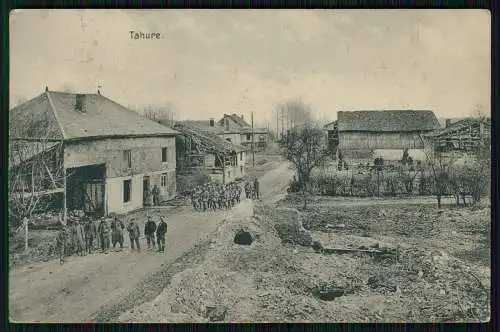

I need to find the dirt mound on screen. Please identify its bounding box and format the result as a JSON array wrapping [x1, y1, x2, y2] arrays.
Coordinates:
[[120, 202, 490, 323], [254, 204, 313, 247]]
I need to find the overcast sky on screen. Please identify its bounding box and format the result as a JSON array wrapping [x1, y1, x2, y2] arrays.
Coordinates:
[[10, 9, 490, 126]]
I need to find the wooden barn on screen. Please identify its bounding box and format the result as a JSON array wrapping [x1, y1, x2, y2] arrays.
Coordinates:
[[335, 110, 441, 162], [423, 117, 491, 152]]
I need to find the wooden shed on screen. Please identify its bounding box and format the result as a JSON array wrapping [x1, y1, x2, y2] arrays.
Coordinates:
[[336, 110, 440, 160]]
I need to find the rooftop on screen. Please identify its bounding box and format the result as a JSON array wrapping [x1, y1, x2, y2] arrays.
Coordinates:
[[337, 110, 440, 132], [9, 90, 179, 141]]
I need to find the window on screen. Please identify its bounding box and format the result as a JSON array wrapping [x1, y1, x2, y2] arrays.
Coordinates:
[[246, 134, 251, 141], [123, 179, 132, 203], [162, 147, 168, 162], [161, 173, 167, 187], [123, 150, 132, 168]]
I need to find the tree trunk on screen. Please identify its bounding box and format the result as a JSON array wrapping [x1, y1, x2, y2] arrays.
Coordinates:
[[437, 194, 442, 208]]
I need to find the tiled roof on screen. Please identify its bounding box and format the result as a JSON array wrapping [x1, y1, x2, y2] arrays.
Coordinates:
[[337, 110, 440, 132], [9, 91, 179, 141]]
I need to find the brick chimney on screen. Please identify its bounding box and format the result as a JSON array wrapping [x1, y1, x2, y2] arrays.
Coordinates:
[[75, 94, 86, 112], [209, 118, 215, 127], [445, 119, 451, 128]]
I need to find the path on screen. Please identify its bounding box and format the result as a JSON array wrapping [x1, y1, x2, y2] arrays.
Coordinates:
[[9, 160, 294, 323]]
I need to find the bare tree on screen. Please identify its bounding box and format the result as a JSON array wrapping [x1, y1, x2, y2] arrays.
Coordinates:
[[143, 104, 175, 127], [284, 122, 329, 209], [9, 113, 71, 251], [422, 145, 456, 208], [276, 99, 313, 135]]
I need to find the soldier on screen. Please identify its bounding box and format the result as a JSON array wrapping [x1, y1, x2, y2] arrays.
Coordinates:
[[98, 217, 111, 254], [144, 216, 157, 249], [127, 218, 141, 252], [71, 220, 86, 256], [84, 217, 98, 254], [156, 216, 168, 253], [152, 185, 161, 206], [244, 181, 250, 199], [253, 177, 260, 200], [111, 215, 125, 250], [236, 184, 242, 204], [202, 187, 209, 212], [56, 225, 69, 264], [191, 187, 198, 211]]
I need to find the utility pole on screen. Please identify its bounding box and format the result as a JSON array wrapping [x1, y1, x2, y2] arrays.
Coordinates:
[[276, 108, 279, 142], [251, 111, 255, 167]]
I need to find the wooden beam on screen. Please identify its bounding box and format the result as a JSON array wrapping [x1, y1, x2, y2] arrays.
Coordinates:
[[12, 187, 64, 198]]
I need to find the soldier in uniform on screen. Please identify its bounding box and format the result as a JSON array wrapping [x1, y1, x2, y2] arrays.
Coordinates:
[[253, 177, 260, 200], [152, 185, 161, 206], [144, 216, 157, 249], [190, 187, 198, 211], [156, 216, 168, 253], [127, 218, 141, 251], [202, 187, 209, 212], [236, 184, 242, 204], [71, 220, 86, 256], [98, 217, 111, 254], [111, 215, 125, 250], [84, 217, 98, 254], [56, 225, 69, 264]]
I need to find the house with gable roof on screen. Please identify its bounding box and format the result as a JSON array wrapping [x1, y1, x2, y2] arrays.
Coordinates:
[[326, 110, 441, 163], [9, 87, 179, 219]]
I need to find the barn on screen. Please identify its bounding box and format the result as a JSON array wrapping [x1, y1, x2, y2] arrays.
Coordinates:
[[336, 110, 441, 163]]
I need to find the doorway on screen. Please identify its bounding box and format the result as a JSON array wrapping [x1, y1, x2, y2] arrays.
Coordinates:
[[143, 176, 151, 206]]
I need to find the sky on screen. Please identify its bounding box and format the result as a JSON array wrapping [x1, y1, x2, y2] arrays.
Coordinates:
[[10, 9, 491, 127]]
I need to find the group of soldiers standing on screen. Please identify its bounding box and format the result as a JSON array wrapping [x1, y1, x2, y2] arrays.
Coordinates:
[[190, 182, 242, 211], [56, 213, 168, 263], [189, 177, 261, 212]]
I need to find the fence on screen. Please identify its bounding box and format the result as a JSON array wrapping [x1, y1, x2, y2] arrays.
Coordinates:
[[302, 164, 443, 197]]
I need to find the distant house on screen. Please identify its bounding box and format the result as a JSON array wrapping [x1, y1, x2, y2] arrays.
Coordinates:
[[424, 117, 491, 152], [173, 121, 246, 185], [9, 89, 179, 219], [334, 110, 441, 162], [217, 114, 269, 152]]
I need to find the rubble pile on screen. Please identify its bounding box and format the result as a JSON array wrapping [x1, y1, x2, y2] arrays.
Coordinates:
[[118, 202, 490, 323]]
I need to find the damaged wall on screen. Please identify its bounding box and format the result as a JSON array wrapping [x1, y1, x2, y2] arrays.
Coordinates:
[[64, 136, 177, 214]]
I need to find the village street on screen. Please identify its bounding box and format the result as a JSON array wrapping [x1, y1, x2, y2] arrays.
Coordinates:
[[9, 159, 295, 323]]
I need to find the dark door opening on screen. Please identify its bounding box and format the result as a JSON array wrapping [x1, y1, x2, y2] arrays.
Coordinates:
[[143, 176, 150, 206], [67, 163, 106, 217]]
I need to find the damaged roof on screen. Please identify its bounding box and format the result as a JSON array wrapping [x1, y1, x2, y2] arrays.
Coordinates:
[[9, 91, 179, 141], [337, 110, 440, 132], [174, 121, 246, 153]]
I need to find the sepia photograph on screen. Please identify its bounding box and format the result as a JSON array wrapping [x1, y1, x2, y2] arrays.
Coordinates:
[[8, 9, 491, 323]]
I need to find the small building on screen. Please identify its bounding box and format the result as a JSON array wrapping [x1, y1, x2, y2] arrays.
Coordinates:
[[9, 89, 179, 220], [173, 121, 246, 185], [334, 110, 441, 163], [217, 114, 269, 152], [424, 117, 491, 152]]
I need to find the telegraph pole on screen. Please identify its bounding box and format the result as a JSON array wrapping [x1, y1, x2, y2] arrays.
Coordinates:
[[276, 108, 279, 142], [251, 111, 255, 167]]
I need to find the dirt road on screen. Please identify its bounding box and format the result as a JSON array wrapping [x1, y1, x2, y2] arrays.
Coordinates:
[[9, 161, 294, 323]]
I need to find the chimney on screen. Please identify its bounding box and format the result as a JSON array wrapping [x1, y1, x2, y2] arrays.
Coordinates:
[[209, 118, 215, 127], [75, 94, 86, 112], [225, 118, 229, 130], [445, 119, 451, 128]]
